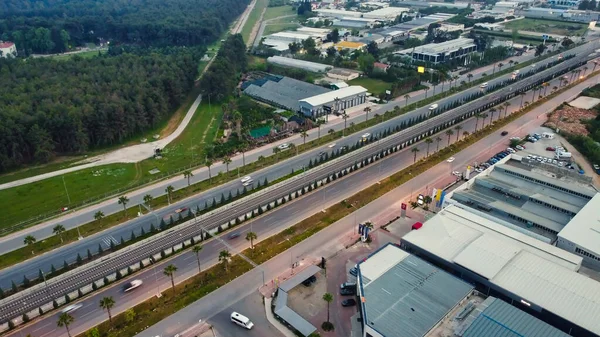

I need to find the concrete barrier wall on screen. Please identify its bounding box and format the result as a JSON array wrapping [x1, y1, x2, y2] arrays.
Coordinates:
[[10, 316, 23, 328], [183, 239, 192, 247], [25, 309, 40, 320], [80, 284, 94, 296], [94, 278, 106, 289], [173, 243, 183, 252], [152, 253, 162, 262], [66, 290, 79, 302], [55, 296, 67, 307], [163, 247, 173, 256], [192, 235, 202, 243], [40, 302, 54, 314], [129, 262, 141, 272], [141, 258, 152, 267], [0, 322, 9, 333]]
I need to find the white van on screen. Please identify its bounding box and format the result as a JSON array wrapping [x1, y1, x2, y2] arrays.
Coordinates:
[[480, 82, 488, 89], [231, 312, 254, 329], [429, 103, 438, 111]]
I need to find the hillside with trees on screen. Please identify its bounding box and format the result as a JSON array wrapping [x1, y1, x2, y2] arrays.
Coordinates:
[[0, 0, 250, 54], [0, 46, 203, 171]]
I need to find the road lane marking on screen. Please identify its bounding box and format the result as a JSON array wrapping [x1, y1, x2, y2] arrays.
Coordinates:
[[32, 321, 54, 332], [40, 329, 56, 337]]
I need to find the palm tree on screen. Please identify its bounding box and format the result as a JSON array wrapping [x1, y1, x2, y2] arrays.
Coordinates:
[[143, 194, 153, 205], [222, 156, 232, 173], [289, 143, 298, 156], [240, 143, 248, 166], [445, 129, 454, 145], [246, 231, 258, 250], [519, 92, 526, 109], [480, 113, 488, 127], [424, 86, 429, 98], [474, 113, 482, 132], [219, 250, 232, 272], [94, 211, 105, 220], [273, 146, 281, 162], [463, 130, 469, 138], [552, 85, 558, 93], [363, 106, 371, 122], [257, 156, 265, 167], [424, 138, 433, 156], [232, 110, 243, 138], [454, 125, 462, 141], [497, 62, 504, 72], [165, 185, 174, 205], [206, 159, 213, 180], [453, 75, 459, 88], [404, 94, 410, 107], [342, 113, 349, 136], [163, 264, 178, 293], [99, 296, 115, 323], [411, 147, 420, 163], [24, 235, 36, 255], [489, 108, 497, 123], [300, 130, 309, 145], [503, 101, 511, 118], [542, 82, 549, 96], [192, 245, 203, 274], [53, 224, 66, 243], [183, 170, 194, 186], [315, 119, 324, 139], [467, 73, 473, 83], [436, 136, 442, 152], [323, 292, 333, 324], [57, 312, 74, 337], [328, 128, 335, 136], [118, 195, 129, 215]]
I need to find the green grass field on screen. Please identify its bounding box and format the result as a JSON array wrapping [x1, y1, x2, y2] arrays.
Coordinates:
[[263, 5, 296, 20], [52, 49, 107, 61], [241, 0, 270, 44], [348, 77, 392, 96], [504, 18, 587, 37]]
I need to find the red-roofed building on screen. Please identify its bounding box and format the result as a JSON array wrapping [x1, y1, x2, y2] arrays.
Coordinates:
[[373, 62, 390, 72], [0, 41, 17, 58]]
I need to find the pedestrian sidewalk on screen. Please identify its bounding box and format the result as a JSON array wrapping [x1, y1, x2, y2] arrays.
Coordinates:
[[259, 257, 319, 298]]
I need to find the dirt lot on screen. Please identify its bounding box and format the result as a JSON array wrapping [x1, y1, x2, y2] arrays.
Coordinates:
[[546, 105, 596, 136]]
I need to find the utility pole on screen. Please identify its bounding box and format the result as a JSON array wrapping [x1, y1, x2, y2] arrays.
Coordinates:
[[62, 176, 71, 204]]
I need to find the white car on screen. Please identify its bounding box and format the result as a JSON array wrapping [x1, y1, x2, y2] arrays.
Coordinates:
[[61, 304, 83, 314], [516, 145, 525, 151], [123, 280, 143, 292], [447, 157, 455, 163], [452, 171, 461, 176], [277, 143, 289, 150], [240, 176, 252, 183], [552, 160, 558, 165], [242, 179, 254, 187], [417, 194, 424, 206], [506, 147, 516, 153], [558, 162, 564, 167], [475, 168, 484, 173], [328, 143, 336, 148], [361, 133, 371, 139]]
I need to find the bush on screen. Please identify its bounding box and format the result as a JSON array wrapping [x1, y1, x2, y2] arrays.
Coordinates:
[[322, 322, 334, 331]]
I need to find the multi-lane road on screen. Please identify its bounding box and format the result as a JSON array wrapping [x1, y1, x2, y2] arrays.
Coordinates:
[[8, 63, 599, 337], [0, 42, 584, 257], [0, 41, 595, 304]]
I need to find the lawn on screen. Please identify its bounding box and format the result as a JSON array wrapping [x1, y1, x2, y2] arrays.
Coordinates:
[[241, 0, 269, 44], [503, 18, 587, 37], [263, 5, 296, 20], [264, 23, 300, 35], [348, 77, 392, 96], [52, 49, 106, 61]]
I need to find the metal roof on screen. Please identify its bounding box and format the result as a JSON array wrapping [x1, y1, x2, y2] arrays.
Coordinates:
[[461, 297, 572, 337], [558, 193, 600, 257], [299, 85, 367, 107], [395, 38, 476, 56], [267, 56, 332, 72], [279, 265, 321, 292], [360, 244, 474, 337]]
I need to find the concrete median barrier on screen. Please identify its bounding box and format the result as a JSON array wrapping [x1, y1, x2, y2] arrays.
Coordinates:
[[173, 243, 183, 252], [66, 290, 79, 302], [25, 308, 40, 321], [10, 316, 23, 328], [129, 262, 141, 272], [0, 322, 9, 333], [80, 284, 94, 296], [94, 278, 105, 289], [163, 247, 173, 256], [141, 258, 152, 267], [183, 239, 192, 247], [192, 234, 202, 243], [40, 301, 54, 314], [152, 253, 162, 263]]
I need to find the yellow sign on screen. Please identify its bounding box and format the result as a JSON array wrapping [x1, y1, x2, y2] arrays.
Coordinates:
[[417, 66, 425, 73]]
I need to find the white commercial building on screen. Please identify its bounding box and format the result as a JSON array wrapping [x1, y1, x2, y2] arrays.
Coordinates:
[[557, 193, 600, 270], [264, 31, 324, 45], [401, 204, 600, 337], [266, 56, 332, 72], [0, 41, 16, 58], [299, 85, 367, 118], [363, 7, 410, 20], [395, 38, 477, 64], [314, 8, 362, 19]]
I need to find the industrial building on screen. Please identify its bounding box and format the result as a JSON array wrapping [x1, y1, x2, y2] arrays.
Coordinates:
[[334, 17, 378, 28], [242, 75, 331, 112], [335, 41, 366, 51], [315, 7, 408, 21], [395, 38, 477, 64], [390, 13, 456, 34], [327, 68, 360, 81], [519, 7, 600, 22], [557, 193, 600, 270], [298, 85, 367, 118], [395, 0, 471, 9], [445, 162, 595, 242], [547, 0, 582, 8], [401, 204, 600, 337], [266, 56, 332, 73], [356, 244, 475, 337]]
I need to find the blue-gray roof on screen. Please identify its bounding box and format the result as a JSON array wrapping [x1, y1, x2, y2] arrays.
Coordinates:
[[461, 297, 571, 337], [362, 254, 474, 337], [243, 76, 330, 111]]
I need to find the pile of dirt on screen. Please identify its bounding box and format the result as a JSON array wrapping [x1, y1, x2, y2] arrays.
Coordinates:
[[546, 105, 597, 135]]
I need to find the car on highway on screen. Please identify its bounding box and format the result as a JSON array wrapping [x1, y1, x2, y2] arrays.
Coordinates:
[[480, 82, 488, 89], [342, 299, 357, 307], [61, 303, 83, 313], [318, 151, 326, 157], [277, 143, 289, 150], [340, 287, 356, 296], [501, 131, 508, 136], [361, 133, 371, 140], [340, 145, 348, 151], [447, 157, 455, 163], [123, 280, 143, 292], [328, 143, 336, 148], [242, 179, 253, 187], [594, 164, 600, 174], [228, 232, 241, 240], [240, 176, 252, 183], [175, 207, 188, 213]]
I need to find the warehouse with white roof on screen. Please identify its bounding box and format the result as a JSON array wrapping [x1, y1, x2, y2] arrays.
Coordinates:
[[401, 205, 600, 337], [557, 193, 600, 270], [299, 85, 367, 118]]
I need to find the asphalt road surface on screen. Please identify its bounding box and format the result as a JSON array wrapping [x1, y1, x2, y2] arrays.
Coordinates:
[[0, 41, 589, 258], [5, 67, 599, 337], [0, 43, 594, 308]]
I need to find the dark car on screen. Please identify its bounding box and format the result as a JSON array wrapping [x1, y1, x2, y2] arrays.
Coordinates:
[[318, 151, 326, 157], [349, 267, 358, 276], [228, 232, 240, 240], [340, 146, 348, 151], [501, 131, 508, 136], [342, 299, 357, 307], [340, 287, 356, 296], [302, 275, 317, 286]]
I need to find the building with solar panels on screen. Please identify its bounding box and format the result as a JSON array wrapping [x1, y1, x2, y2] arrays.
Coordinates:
[[356, 244, 579, 337]]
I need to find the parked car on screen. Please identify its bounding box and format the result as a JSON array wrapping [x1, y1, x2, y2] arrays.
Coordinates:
[[516, 145, 525, 151], [546, 146, 555, 151], [302, 275, 317, 286], [452, 171, 461, 176], [340, 287, 356, 296], [594, 164, 600, 174], [501, 131, 509, 136], [340, 282, 356, 290], [349, 267, 358, 276], [341, 299, 357, 307], [506, 147, 516, 154], [417, 194, 424, 205]]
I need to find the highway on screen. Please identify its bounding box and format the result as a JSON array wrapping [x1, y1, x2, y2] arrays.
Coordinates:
[[0, 41, 594, 304], [0, 42, 583, 257], [8, 66, 598, 337]]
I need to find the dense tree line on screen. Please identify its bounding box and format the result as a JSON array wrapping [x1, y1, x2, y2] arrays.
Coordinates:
[[0, 0, 250, 54], [0, 46, 203, 171], [199, 34, 247, 101]]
